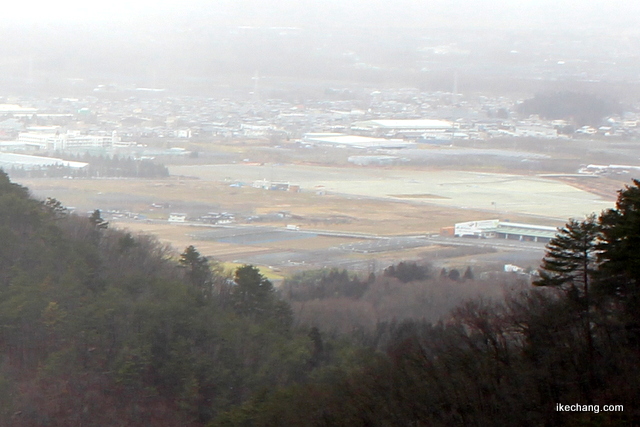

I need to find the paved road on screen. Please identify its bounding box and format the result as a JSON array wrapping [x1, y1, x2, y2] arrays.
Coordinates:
[[200, 224, 549, 271], [422, 235, 547, 252], [116, 219, 548, 272]]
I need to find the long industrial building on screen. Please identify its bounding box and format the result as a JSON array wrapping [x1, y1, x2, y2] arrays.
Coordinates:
[[351, 119, 455, 138], [302, 133, 415, 149], [17, 131, 116, 150], [453, 219, 558, 243], [0, 152, 88, 170]]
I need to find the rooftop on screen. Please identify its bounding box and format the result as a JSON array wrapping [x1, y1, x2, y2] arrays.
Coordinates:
[[353, 119, 454, 129]]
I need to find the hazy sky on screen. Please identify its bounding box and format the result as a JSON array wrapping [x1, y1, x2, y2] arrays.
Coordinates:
[[7, 0, 640, 31]]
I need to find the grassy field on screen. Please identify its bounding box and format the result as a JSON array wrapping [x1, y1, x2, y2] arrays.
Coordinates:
[[171, 164, 615, 219], [20, 176, 560, 236]]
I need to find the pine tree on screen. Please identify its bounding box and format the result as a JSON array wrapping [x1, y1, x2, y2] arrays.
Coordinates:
[[448, 268, 460, 281], [89, 209, 109, 229], [231, 265, 292, 328], [534, 215, 600, 299], [463, 266, 474, 281], [534, 215, 601, 387], [232, 265, 274, 317], [179, 245, 212, 293], [599, 179, 640, 327], [43, 197, 68, 219]]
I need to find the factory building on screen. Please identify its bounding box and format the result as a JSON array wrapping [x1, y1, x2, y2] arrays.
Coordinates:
[[302, 133, 414, 149], [17, 131, 116, 150], [0, 104, 38, 116], [453, 219, 558, 243], [348, 155, 400, 165], [351, 119, 455, 139], [0, 152, 88, 170]]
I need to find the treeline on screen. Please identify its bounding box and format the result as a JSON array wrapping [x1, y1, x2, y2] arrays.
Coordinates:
[[282, 264, 512, 337], [7, 153, 169, 179], [516, 91, 622, 126]]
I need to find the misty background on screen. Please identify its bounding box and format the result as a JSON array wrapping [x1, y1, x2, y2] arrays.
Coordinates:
[[2, 0, 640, 98]]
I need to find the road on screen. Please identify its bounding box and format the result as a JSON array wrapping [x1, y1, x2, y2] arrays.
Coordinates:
[[128, 221, 548, 273]]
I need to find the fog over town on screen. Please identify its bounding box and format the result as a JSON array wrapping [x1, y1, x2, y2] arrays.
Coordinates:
[[1, 3, 640, 424]]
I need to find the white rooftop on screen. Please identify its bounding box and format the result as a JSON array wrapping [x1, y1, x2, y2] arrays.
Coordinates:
[[0, 104, 38, 113], [0, 153, 88, 169], [354, 119, 454, 129], [303, 133, 413, 149]]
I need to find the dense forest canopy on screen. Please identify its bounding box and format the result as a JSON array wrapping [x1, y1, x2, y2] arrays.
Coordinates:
[[0, 169, 318, 425], [0, 170, 638, 426]]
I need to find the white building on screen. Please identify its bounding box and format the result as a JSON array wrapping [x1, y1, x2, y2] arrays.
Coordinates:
[[348, 155, 399, 165], [351, 119, 455, 138], [454, 219, 557, 243], [454, 219, 501, 237], [18, 131, 115, 150], [514, 125, 558, 139], [0, 104, 38, 116], [168, 213, 187, 223], [0, 152, 88, 170], [302, 133, 414, 149]]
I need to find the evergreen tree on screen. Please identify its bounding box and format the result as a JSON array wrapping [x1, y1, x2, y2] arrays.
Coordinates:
[[117, 232, 136, 253], [534, 215, 601, 383], [383, 261, 429, 283], [599, 179, 640, 328], [534, 215, 600, 300], [89, 209, 109, 229], [447, 268, 460, 281], [308, 326, 325, 368], [232, 265, 292, 327], [463, 266, 474, 281], [179, 245, 212, 293], [232, 265, 274, 316], [43, 197, 68, 219]]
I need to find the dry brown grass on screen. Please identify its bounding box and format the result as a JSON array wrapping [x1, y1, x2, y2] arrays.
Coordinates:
[[554, 176, 623, 201]]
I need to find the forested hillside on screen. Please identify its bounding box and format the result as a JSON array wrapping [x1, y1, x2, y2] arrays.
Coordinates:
[[0, 170, 362, 426], [0, 170, 639, 426]]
